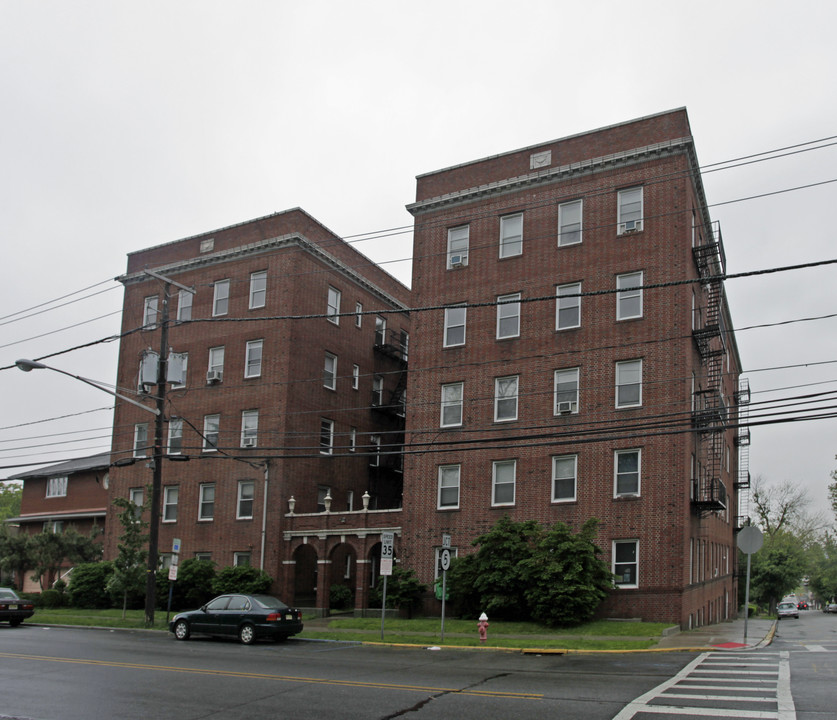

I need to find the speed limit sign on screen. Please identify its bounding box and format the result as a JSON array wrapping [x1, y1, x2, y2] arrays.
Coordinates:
[[380, 531, 394, 576], [440, 548, 451, 571]]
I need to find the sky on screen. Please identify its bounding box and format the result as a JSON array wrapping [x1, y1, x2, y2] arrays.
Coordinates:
[[1, 1, 836, 522]]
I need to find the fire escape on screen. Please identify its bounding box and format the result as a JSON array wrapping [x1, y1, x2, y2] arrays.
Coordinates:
[[691, 221, 728, 514], [734, 377, 751, 527]]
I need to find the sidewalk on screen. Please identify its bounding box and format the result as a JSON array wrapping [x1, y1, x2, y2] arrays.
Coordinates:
[[653, 617, 776, 650]]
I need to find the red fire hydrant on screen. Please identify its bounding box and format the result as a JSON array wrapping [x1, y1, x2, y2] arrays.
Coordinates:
[[478, 612, 489, 644]]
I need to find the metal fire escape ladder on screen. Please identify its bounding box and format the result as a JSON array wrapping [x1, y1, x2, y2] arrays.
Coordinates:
[[734, 378, 751, 527]]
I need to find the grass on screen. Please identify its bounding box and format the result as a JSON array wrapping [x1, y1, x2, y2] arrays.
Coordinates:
[[27, 608, 671, 650]]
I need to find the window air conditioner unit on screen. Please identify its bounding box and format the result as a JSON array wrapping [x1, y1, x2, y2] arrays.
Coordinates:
[[242, 437, 256, 448], [449, 255, 466, 267], [557, 401, 575, 415], [619, 219, 642, 234], [206, 370, 223, 384]]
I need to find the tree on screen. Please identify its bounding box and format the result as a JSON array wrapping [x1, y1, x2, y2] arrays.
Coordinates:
[[0, 526, 32, 589], [107, 495, 149, 617], [0, 482, 22, 523], [28, 528, 102, 591], [211, 565, 273, 595], [808, 533, 837, 604], [751, 476, 829, 543], [747, 530, 807, 611]]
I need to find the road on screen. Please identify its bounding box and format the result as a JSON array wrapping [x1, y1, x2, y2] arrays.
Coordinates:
[[0, 612, 834, 719]]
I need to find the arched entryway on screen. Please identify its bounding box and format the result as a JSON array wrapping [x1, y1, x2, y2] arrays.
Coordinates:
[[292, 543, 318, 607], [328, 543, 357, 611]]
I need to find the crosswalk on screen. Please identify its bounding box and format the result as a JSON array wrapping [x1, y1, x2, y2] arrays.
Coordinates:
[[612, 650, 795, 719]]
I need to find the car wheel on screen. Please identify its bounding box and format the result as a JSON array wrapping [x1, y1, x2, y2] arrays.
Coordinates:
[[274, 634, 289, 643], [239, 623, 256, 645], [9, 619, 22, 627], [173, 620, 191, 641]]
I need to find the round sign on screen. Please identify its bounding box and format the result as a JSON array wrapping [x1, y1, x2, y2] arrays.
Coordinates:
[[737, 525, 764, 554], [440, 548, 451, 571]]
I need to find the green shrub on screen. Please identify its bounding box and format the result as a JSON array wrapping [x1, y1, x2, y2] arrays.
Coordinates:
[[40, 588, 63, 608], [155, 559, 217, 610], [68, 562, 114, 608], [329, 583, 353, 610], [211, 566, 273, 595]]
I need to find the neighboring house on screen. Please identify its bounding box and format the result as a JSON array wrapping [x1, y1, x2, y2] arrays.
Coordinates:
[[5, 453, 110, 592], [104, 208, 410, 612], [402, 107, 747, 629]]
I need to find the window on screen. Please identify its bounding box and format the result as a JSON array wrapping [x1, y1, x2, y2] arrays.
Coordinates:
[[447, 225, 469, 268], [352, 364, 359, 390], [327, 286, 341, 324], [556, 283, 581, 330], [552, 455, 577, 502], [618, 187, 643, 233], [177, 290, 192, 321], [195, 552, 212, 562], [355, 302, 363, 327], [320, 418, 334, 454], [496, 293, 521, 339], [44, 520, 63, 533], [617, 272, 643, 320], [613, 540, 638, 587], [443, 306, 466, 347], [143, 295, 158, 328], [234, 552, 251, 567], [168, 418, 183, 455], [369, 435, 381, 466], [499, 213, 523, 258], [372, 375, 384, 406], [208, 346, 225, 380], [249, 271, 266, 309], [46, 476, 68, 498], [554, 368, 579, 414], [441, 382, 464, 427], [614, 449, 641, 496], [494, 376, 519, 422], [350, 427, 357, 452], [241, 410, 258, 448], [324, 353, 337, 390], [400, 330, 409, 362], [346, 490, 354, 511], [245, 340, 263, 378], [133, 423, 149, 458], [199, 484, 215, 521], [203, 414, 220, 452], [170, 352, 188, 388], [163, 486, 179, 522], [558, 199, 582, 246], [317, 485, 331, 512], [213, 279, 230, 316], [616, 359, 642, 408], [492, 460, 516, 506], [129, 487, 144, 519], [438, 465, 460, 509], [374, 315, 387, 346]]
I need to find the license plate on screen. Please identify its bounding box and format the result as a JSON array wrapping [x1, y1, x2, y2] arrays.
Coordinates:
[[8, 604, 18, 610], [285, 613, 293, 620]]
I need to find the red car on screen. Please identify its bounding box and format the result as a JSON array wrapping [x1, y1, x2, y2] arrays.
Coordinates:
[[797, 601, 809, 610]]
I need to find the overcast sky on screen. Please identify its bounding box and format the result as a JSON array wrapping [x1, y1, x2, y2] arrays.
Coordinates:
[[2, 1, 836, 521]]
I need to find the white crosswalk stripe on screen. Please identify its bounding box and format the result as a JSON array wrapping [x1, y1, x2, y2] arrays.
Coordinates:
[[611, 651, 796, 720]]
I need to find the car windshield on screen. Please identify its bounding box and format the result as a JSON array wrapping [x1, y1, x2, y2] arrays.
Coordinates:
[[252, 595, 289, 610], [0, 590, 18, 600]]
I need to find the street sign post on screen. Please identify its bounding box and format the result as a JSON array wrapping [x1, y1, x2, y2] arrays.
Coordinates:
[[440, 535, 451, 641], [737, 525, 764, 643], [380, 532, 394, 641]]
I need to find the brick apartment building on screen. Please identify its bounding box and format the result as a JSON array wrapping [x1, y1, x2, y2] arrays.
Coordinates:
[[6, 453, 110, 591], [400, 108, 746, 629], [103, 208, 410, 612]]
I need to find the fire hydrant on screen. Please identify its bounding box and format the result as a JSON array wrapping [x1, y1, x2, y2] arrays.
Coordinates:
[[478, 612, 489, 644]]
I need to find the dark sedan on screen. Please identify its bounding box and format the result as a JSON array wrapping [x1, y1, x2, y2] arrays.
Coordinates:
[[169, 593, 304, 644], [0, 587, 35, 627]]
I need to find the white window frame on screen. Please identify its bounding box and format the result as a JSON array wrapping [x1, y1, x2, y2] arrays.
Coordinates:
[[492, 459, 516, 506], [494, 375, 519, 422], [372, 375, 384, 406], [447, 225, 469, 268], [558, 199, 583, 246], [499, 213, 523, 258], [554, 368, 579, 415], [234, 552, 251, 567], [552, 454, 577, 502], [46, 476, 68, 498], [324, 353, 337, 390], [438, 464, 461, 509], [614, 449, 641, 497], [213, 279, 230, 316], [369, 435, 381, 466], [440, 382, 464, 427], [249, 270, 267, 309], [616, 359, 642, 408], [374, 315, 387, 346], [129, 487, 144, 519], [496, 293, 521, 339], [349, 427, 357, 452], [168, 417, 183, 455], [613, 539, 639, 587], [162, 486, 178, 523], [617, 187, 644, 234], [134, 423, 149, 458], [327, 286, 341, 324], [170, 352, 188, 389], [617, 272, 643, 320], [352, 364, 360, 390], [355, 302, 363, 327], [203, 414, 220, 452], [198, 483, 215, 521], [245, 339, 263, 378], [208, 346, 225, 378], [143, 295, 158, 328], [176, 289, 192, 322], [556, 283, 581, 330], [443, 305, 466, 347], [320, 418, 334, 455], [240, 410, 258, 448]]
